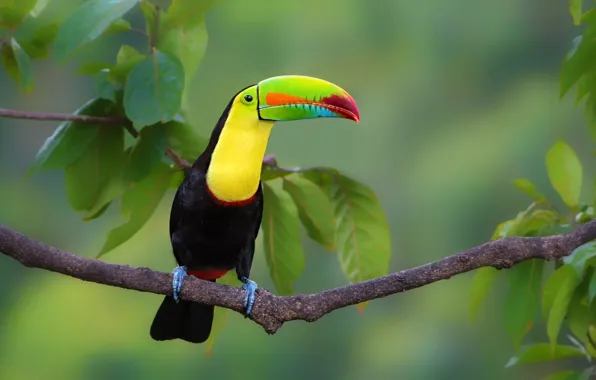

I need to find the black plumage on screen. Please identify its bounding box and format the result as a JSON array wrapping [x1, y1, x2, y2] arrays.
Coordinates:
[[150, 91, 263, 344]]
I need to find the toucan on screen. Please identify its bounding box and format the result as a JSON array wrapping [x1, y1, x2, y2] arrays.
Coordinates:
[[149, 75, 360, 343]]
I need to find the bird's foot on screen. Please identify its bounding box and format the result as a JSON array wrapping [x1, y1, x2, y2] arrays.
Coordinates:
[[240, 276, 258, 316], [172, 266, 188, 302]]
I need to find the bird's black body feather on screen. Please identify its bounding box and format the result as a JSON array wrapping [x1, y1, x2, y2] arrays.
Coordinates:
[[150, 90, 263, 344]]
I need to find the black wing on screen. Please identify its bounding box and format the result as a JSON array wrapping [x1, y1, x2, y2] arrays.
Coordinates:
[[169, 169, 205, 266], [235, 183, 264, 280]]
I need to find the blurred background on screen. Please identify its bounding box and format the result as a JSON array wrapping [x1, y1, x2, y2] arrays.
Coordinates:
[[0, 0, 592, 379]]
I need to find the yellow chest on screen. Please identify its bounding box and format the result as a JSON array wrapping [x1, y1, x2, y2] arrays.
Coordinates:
[[206, 118, 274, 202]]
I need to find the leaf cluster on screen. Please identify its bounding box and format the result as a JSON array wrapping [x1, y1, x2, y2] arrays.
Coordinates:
[[0, 0, 392, 351], [469, 2, 596, 375]]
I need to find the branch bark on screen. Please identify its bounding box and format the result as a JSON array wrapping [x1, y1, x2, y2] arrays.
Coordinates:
[[2, 219, 595, 334], [0, 108, 128, 124]]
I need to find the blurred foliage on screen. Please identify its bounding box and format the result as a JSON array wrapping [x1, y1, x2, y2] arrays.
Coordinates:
[[468, 1, 596, 378], [1, 0, 391, 358], [1, 0, 595, 379]]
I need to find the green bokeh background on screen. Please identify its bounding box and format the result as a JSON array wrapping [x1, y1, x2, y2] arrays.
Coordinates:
[[0, 0, 591, 379]]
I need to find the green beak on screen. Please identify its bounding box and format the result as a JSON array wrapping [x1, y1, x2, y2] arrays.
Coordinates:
[[257, 75, 360, 122]]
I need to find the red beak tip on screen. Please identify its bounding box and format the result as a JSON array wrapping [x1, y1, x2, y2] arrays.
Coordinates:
[[351, 108, 360, 123]]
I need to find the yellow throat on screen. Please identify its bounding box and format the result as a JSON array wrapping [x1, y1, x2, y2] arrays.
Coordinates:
[[206, 96, 274, 202]]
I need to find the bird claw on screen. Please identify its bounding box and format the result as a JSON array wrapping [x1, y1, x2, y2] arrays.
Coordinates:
[[172, 266, 188, 302], [240, 277, 258, 316]]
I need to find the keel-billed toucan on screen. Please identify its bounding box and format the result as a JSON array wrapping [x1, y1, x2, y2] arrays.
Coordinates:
[[150, 75, 360, 343]]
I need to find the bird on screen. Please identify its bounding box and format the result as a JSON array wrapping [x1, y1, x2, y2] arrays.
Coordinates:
[[149, 75, 360, 343]]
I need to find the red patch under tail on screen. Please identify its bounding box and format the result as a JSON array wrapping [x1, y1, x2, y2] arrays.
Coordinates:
[[188, 269, 230, 281]]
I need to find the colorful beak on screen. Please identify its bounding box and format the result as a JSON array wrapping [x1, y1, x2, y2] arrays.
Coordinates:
[[257, 75, 360, 123]]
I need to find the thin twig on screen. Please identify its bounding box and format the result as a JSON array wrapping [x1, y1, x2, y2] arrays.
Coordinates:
[[128, 27, 148, 37], [2, 218, 596, 334], [123, 122, 139, 138], [166, 147, 190, 168], [0, 108, 127, 125], [150, 5, 160, 50]]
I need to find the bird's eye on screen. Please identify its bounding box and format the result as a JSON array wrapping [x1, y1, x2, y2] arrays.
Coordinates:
[[244, 94, 253, 102]]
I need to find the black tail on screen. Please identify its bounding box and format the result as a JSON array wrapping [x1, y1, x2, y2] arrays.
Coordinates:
[[150, 295, 214, 344]]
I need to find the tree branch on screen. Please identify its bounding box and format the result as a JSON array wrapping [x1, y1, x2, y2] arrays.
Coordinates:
[[0, 108, 127, 125], [1, 219, 595, 334]]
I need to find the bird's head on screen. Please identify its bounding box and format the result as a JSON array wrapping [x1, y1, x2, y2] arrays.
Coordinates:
[[205, 75, 359, 203], [229, 75, 360, 124]]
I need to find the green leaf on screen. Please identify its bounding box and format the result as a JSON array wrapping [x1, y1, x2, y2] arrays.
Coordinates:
[[139, 0, 155, 34], [65, 126, 126, 212], [123, 50, 184, 128], [282, 174, 335, 251], [83, 185, 121, 220], [302, 169, 337, 198], [84, 202, 111, 221], [1, 38, 32, 92], [77, 61, 112, 75], [261, 182, 306, 295], [163, 119, 207, 162], [544, 265, 580, 349], [0, 0, 37, 28], [516, 209, 559, 237], [575, 73, 592, 107], [158, 1, 210, 110], [470, 267, 500, 321], [589, 273, 596, 304], [19, 22, 59, 59], [586, 80, 596, 132], [546, 140, 583, 208], [545, 370, 585, 380], [0, 7, 21, 29], [575, 205, 595, 224], [94, 69, 119, 103], [83, 153, 132, 221], [128, 124, 168, 181], [564, 242, 596, 277], [491, 207, 558, 240], [491, 219, 517, 239], [561, 36, 596, 97], [162, 0, 217, 27], [110, 44, 144, 84], [504, 259, 544, 348], [29, 98, 118, 174], [261, 165, 297, 181], [542, 265, 581, 349], [330, 173, 391, 284], [570, 0, 583, 26], [545, 368, 595, 380], [169, 170, 185, 190], [98, 162, 175, 256], [567, 287, 595, 343], [579, 369, 595, 380], [513, 178, 546, 201], [53, 0, 138, 61], [29, 0, 49, 18], [30, 123, 99, 173], [543, 264, 579, 319], [104, 18, 131, 35], [505, 343, 585, 367]]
